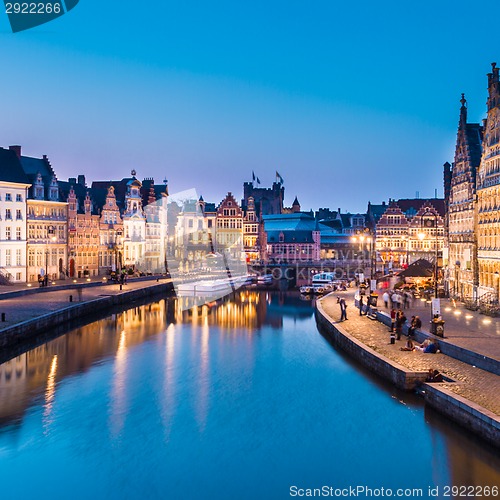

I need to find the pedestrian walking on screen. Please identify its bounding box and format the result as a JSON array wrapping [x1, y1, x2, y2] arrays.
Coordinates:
[[383, 291, 390, 309]]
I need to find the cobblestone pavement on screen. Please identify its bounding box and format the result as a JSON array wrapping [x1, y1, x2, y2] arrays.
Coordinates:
[[321, 292, 500, 415], [0, 279, 169, 330], [374, 290, 500, 362]]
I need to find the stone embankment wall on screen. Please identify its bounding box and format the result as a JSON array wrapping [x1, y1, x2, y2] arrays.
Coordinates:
[[316, 297, 500, 448], [376, 311, 499, 376], [315, 299, 428, 391], [0, 282, 173, 348]]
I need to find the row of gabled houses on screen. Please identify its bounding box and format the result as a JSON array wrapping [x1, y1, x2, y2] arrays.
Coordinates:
[[0, 145, 382, 284]]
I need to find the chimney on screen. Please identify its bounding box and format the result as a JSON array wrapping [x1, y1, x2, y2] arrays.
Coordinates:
[[69, 177, 77, 185], [77, 175, 86, 186], [9, 145, 21, 158]]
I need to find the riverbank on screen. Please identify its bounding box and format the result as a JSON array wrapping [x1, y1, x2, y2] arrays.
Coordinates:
[[315, 293, 500, 448], [0, 279, 174, 348]]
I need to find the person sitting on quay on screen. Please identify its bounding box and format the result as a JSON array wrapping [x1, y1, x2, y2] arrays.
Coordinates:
[[426, 368, 443, 382], [400, 337, 414, 351], [415, 339, 439, 353], [408, 315, 422, 338]]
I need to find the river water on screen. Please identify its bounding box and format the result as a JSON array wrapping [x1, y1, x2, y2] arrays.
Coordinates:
[[0, 291, 498, 499]]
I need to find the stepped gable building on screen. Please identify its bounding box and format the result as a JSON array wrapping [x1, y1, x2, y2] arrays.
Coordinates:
[[67, 187, 100, 278], [445, 94, 483, 299], [243, 196, 259, 262], [476, 62, 500, 297], [0, 148, 31, 283], [91, 174, 168, 273], [59, 175, 101, 278], [215, 192, 244, 258], [98, 185, 123, 275], [15, 146, 68, 283], [242, 181, 284, 218], [376, 198, 445, 272]]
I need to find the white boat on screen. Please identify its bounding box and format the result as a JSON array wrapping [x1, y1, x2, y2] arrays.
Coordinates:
[[312, 272, 336, 286], [257, 274, 273, 285]]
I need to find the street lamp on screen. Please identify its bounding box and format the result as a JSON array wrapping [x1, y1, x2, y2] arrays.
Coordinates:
[[494, 271, 499, 304], [418, 210, 439, 299], [351, 230, 375, 279]]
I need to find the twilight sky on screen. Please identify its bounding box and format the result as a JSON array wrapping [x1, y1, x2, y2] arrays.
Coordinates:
[[0, 1, 497, 212]]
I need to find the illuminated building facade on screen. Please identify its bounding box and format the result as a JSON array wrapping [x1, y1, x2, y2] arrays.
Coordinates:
[[19, 148, 68, 283], [215, 192, 244, 258], [67, 188, 100, 278], [476, 62, 500, 298], [0, 148, 31, 283], [445, 95, 483, 300], [375, 199, 445, 272], [99, 185, 123, 274]]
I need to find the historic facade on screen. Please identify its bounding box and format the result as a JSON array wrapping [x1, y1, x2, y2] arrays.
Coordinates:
[[375, 199, 445, 273], [476, 62, 500, 298], [445, 95, 483, 300], [215, 192, 244, 258], [20, 148, 68, 283], [122, 176, 147, 269], [67, 189, 100, 278], [243, 196, 259, 262], [99, 186, 124, 275], [0, 148, 31, 283], [261, 213, 321, 264]]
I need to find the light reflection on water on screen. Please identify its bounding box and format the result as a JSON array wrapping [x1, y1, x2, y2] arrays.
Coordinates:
[[0, 291, 498, 499]]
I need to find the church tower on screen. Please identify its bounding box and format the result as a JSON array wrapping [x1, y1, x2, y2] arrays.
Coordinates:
[[447, 94, 483, 300]]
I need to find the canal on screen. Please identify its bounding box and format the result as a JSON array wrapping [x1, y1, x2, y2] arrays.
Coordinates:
[[0, 291, 498, 499]]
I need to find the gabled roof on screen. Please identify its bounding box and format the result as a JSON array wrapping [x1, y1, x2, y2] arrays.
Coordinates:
[[0, 148, 30, 184], [267, 230, 316, 243], [263, 213, 317, 232], [58, 180, 100, 215], [19, 155, 55, 179], [465, 123, 483, 168], [395, 199, 445, 218]]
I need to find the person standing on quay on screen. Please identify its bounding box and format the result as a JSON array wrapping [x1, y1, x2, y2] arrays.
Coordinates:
[[396, 311, 407, 340], [390, 308, 396, 332], [338, 297, 348, 321], [359, 295, 364, 315]]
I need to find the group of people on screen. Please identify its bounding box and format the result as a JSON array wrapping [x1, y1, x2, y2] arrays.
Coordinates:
[[37, 274, 49, 287], [400, 337, 439, 353], [382, 289, 413, 309]]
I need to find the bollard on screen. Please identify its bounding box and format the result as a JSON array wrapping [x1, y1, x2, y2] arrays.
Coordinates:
[[1, 313, 5, 322], [69, 295, 73, 302], [120, 284, 122, 291]]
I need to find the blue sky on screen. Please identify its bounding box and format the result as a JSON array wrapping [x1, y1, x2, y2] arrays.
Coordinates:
[[0, 0, 497, 212]]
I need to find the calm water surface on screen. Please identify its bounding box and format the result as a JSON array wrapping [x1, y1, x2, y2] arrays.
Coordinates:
[[0, 291, 498, 499]]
